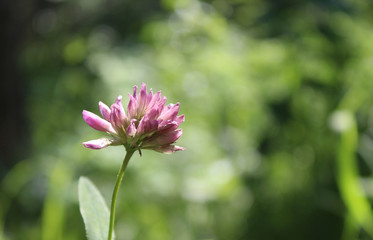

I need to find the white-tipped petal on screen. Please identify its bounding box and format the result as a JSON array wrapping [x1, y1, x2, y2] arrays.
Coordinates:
[[144, 145, 185, 154], [82, 138, 114, 149]]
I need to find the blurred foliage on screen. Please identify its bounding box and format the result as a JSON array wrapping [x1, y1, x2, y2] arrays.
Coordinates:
[[2, 0, 373, 239]]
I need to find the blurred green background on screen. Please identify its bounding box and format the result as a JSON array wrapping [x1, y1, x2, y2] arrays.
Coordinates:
[[2, 0, 373, 239]]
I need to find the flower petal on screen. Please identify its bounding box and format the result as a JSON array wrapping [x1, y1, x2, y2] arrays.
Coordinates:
[[143, 145, 185, 154], [110, 96, 127, 129], [137, 82, 147, 114], [142, 129, 182, 146], [158, 96, 167, 113], [175, 114, 185, 125], [137, 116, 159, 135], [132, 85, 138, 99], [82, 110, 116, 134], [147, 91, 162, 110], [158, 115, 184, 130], [146, 88, 153, 106], [145, 107, 160, 121], [127, 94, 137, 119], [158, 121, 179, 132], [82, 138, 114, 149], [99, 101, 111, 121], [126, 119, 137, 137], [158, 103, 180, 124]]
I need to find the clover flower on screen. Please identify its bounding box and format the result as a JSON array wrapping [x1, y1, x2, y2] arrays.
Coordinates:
[[82, 83, 185, 154]]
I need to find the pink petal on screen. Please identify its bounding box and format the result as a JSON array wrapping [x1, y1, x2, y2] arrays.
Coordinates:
[[99, 101, 111, 121], [132, 85, 138, 99], [158, 121, 179, 132], [175, 114, 185, 125], [158, 103, 180, 122], [146, 88, 153, 106], [126, 119, 137, 137], [110, 96, 127, 129], [145, 107, 160, 121], [82, 110, 116, 134], [137, 116, 146, 134], [158, 114, 185, 132], [158, 115, 184, 130], [158, 96, 167, 112], [83, 138, 113, 149], [147, 91, 162, 110], [142, 129, 182, 146], [127, 94, 137, 119], [137, 83, 147, 114], [137, 116, 159, 135], [143, 145, 185, 154]]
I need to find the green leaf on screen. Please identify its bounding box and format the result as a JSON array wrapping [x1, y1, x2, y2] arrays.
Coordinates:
[[78, 177, 114, 240], [337, 111, 373, 237]]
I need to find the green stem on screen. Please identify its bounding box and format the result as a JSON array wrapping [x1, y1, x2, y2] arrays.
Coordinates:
[[108, 149, 135, 240]]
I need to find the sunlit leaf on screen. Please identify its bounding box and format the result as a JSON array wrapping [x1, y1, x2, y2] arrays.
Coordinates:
[[78, 177, 114, 240], [337, 111, 373, 237]]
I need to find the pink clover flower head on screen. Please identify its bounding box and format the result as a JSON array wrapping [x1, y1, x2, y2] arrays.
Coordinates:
[[82, 83, 185, 154]]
